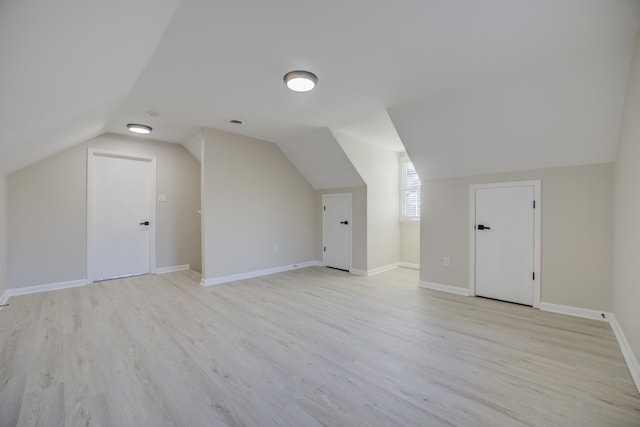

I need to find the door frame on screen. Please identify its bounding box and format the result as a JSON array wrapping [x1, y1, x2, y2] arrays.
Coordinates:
[[468, 180, 541, 308], [322, 193, 352, 270], [87, 148, 157, 282]]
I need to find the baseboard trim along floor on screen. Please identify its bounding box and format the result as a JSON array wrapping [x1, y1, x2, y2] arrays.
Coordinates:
[[201, 260, 322, 286], [3, 264, 639, 396], [0, 267, 637, 424], [1, 264, 193, 302], [418, 280, 471, 296], [417, 279, 640, 394]]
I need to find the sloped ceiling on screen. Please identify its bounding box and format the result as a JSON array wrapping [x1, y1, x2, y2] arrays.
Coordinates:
[[390, 44, 635, 180], [278, 128, 365, 190], [0, 0, 180, 173], [1, 1, 639, 178]]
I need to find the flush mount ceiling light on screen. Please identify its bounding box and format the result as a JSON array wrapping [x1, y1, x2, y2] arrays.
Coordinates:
[[127, 123, 152, 134], [283, 70, 318, 92]]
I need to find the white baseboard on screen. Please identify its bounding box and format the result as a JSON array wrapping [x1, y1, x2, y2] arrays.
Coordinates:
[[608, 313, 640, 394], [0, 290, 8, 310], [2, 267, 191, 301], [349, 268, 367, 276], [418, 281, 471, 296], [156, 264, 190, 274], [399, 262, 420, 270], [350, 263, 401, 277], [538, 302, 609, 322], [526, 302, 639, 393], [201, 261, 321, 286], [367, 263, 400, 276], [6, 279, 89, 298]]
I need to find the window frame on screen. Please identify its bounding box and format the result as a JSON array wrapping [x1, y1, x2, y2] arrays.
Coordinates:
[[400, 157, 421, 222]]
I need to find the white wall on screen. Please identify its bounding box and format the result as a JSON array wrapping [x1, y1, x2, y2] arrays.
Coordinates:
[[400, 222, 420, 267], [183, 132, 203, 162], [421, 163, 614, 311], [7, 133, 201, 288], [335, 131, 400, 271], [613, 34, 640, 369], [0, 173, 6, 296], [201, 128, 317, 282]]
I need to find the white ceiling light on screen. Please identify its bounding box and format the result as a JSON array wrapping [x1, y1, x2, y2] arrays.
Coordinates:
[[283, 70, 318, 92], [127, 123, 152, 134]]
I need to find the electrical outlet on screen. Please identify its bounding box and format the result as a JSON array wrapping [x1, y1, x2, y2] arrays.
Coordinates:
[[443, 256, 450, 267]]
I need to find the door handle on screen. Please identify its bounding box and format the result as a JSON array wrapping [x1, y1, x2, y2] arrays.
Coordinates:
[[340, 220, 349, 225], [139, 221, 150, 226], [476, 224, 490, 230]]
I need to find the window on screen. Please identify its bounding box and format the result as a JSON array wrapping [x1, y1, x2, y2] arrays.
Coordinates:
[[401, 157, 420, 220]]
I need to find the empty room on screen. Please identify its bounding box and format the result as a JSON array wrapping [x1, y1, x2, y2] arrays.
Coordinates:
[[1, 1, 640, 425]]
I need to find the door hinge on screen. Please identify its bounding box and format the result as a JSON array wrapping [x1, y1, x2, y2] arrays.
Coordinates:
[[323, 246, 326, 252], [532, 272, 535, 280], [323, 205, 326, 211], [533, 200, 536, 209]]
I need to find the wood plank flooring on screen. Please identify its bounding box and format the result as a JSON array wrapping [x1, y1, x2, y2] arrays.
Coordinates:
[[0, 267, 639, 426]]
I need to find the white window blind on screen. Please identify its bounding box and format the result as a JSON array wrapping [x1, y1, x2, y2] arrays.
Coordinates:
[[401, 158, 421, 220]]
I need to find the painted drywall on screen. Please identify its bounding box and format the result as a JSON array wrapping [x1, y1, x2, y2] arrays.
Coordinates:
[[390, 44, 633, 181], [0, 0, 181, 174], [7, 133, 201, 288], [613, 34, 640, 365], [335, 131, 400, 271], [400, 222, 420, 267], [182, 132, 203, 163], [316, 187, 367, 272], [277, 128, 365, 190], [0, 173, 7, 296], [201, 128, 316, 281], [422, 163, 614, 311]]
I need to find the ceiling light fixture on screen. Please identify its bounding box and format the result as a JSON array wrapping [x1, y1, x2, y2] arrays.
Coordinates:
[[127, 123, 152, 134], [283, 70, 318, 92]]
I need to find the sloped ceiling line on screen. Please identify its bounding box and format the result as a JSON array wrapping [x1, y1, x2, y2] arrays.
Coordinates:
[[2, 1, 639, 176], [276, 128, 365, 190]]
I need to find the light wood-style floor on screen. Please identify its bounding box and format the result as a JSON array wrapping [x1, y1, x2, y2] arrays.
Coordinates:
[[0, 267, 638, 426]]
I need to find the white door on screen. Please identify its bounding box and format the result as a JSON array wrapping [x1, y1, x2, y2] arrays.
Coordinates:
[[474, 184, 536, 305], [88, 150, 156, 281], [323, 194, 351, 271]]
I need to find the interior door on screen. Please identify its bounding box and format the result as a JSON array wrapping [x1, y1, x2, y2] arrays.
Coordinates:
[[323, 194, 351, 271], [89, 151, 155, 281], [474, 185, 535, 305]]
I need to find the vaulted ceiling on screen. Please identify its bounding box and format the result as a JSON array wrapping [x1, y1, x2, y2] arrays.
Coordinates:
[[1, 0, 639, 178]]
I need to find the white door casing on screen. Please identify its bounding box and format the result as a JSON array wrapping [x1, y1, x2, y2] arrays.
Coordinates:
[[469, 181, 541, 307], [322, 193, 352, 271], [87, 149, 157, 282]]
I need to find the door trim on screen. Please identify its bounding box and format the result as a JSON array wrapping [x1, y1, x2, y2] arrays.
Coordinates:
[[322, 193, 352, 270], [87, 148, 157, 282], [468, 180, 541, 308]]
